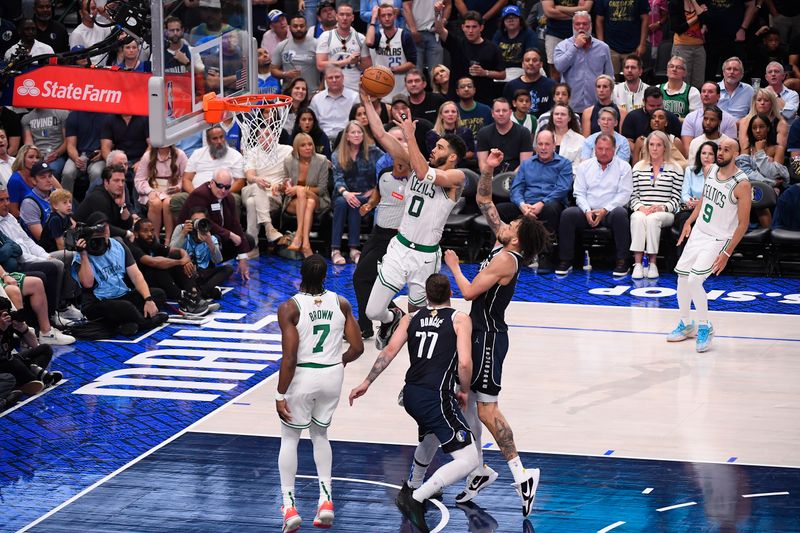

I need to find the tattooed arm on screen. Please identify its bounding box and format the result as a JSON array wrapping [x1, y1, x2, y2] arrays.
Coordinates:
[[348, 314, 412, 404], [477, 148, 509, 240]]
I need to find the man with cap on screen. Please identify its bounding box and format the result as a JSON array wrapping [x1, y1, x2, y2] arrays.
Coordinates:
[[69, 0, 112, 65], [188, 0, 234, 46], [19, 162, 56, 241], [493, 5, 540, 81], [309, 0, 338, 39], [386, 94, 433, 151], [261, 9, 289, 57]]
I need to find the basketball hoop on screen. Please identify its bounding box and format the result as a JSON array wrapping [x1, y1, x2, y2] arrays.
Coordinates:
[[202, 92, 293, 170]]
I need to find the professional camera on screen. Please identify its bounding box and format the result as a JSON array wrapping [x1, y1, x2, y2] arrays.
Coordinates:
[[0, 296, 25, 322], [192, 217, 212, 240], [64, 222, 107, 253]]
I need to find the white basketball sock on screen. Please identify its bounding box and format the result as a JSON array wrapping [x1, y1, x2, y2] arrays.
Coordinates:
[[413, 445, 479, 502], [279, 425, 302, 507], [309, 424, 333, 503], [687, 273, 709, 323], [676, 275, 692, 324], [508, 456, 526, 484]]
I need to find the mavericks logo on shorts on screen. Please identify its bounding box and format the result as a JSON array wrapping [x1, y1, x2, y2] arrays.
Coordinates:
[[456, 430, 468, 443]]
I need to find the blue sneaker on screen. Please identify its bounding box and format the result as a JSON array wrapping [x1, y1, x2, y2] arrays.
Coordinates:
[[666, 320, 696, 342], [696, 323, 714, 353]]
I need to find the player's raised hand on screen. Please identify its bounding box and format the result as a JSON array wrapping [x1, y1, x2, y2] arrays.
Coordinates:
[[485, 148, 504, 169], [348, 381, 370, 405]]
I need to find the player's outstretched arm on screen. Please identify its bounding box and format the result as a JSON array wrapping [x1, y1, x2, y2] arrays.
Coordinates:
[[348, 315, 411, 405], [453, 311, 473, 407], [340, 296, 365, 365], [276, 299, 300, 422], [711, 180, 752, 275], [360, 89, 409, 163], [445, 248, 514, 300], [476, 148, 509, 238], [395, 112, 465, 188]]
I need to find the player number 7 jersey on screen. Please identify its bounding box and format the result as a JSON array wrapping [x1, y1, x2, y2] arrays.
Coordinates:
[[291, 291, 346, 366]]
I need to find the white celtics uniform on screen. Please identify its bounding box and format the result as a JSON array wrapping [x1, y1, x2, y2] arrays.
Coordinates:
[[316, 28, 369, 92], [675, 167, 748, 278], [378, 168, 457, 306], [284, 290, 346, 429], [370, 28, 408, 103]]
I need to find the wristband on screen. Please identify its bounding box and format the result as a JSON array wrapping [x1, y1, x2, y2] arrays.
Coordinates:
[[275, 391, 286, 401], [237, 253, 249, 260], [721, 250, 731, 258], [144, 295, 154, 302]]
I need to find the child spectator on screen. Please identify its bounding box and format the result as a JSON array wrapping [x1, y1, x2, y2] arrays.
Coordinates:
[[511, 89, 537, 135], [41, 188, 75, 253]]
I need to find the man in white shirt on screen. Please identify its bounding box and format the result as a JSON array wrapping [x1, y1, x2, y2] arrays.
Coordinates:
[[241, 143, 293, 243], [4, 18, 54, 61], [765, 61, 799, 126], [69, 0, 111, 65], [717, 56, 754, 120], [316, 3, 371, 91], [681, 82, 739, 149], [309, 66, 358, 139], [613, 55, 649, 113]]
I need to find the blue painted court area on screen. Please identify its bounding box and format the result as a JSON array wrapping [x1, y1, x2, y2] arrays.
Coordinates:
[[1, 256, 798, 532], [23, 432, 800, 533]]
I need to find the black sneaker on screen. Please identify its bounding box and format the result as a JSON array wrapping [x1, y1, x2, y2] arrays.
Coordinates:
[[0, 390, 23, 412], [118, 322, 139, 336], [537, 254, 553, 274], [395, 482, 429, 533], [139, 312, 169, 331], [612, 259, 630, 277], [48, 371, 63, 386], [554, 261, 573, 275], [179, 290, 210, 316], [361, 327, 374, 340], [376, 308, 405, 350]]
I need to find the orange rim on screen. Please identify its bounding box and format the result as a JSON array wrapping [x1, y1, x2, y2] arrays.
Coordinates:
[[202, 92, 292, 123]]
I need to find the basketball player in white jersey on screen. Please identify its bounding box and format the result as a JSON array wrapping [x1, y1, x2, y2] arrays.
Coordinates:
[[669, 138, 752, 352], [365, 2, 417, 103], [315, 3, 372, 91], [359, 89, 468, 350], [275, 255, 364, 532]]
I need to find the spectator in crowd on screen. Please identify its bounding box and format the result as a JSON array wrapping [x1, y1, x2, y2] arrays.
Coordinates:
[[582, 74, 625, 136], [0, 108, 22, 158], [310, 67, 359, 140], [435, 10, 505, 105], [241, 135, 293, 244], [582, 107, 631, 162], [426, 101, 476, 162], [669, 0, 709, 90], [502, 48, 555, 117], [751, 28, 789, 81], [622, 86, 683, 141], [659, 55, 701, 120], [386, 94, 433, 151], [553, 11, 613, 114], [21, 107, 68, 179], [406, 69, 445, 123], [85, 150, 137, 213], [292, 108, 333, 160], [71, 212, 168, 335], [613, 55, 650, 113], [366, 2, 416, 104], [100, 113, 149, 173], [272, 15, 320, 89], [61, 110, 105, 196], [511, 90, 537, 135], [188, 3, 233, 46], [536, 82, 572, 133], [7, 144, 42, 217], [330, 120, 383, 265], [316, 3, 371, 92], [493, 5, 539, 80], [595, 0, 650, 76], [0, 130, 12, 185], [737, 114, 788, 227], [790, 113, 800, 158], [170, 207, 233, 300], [629, 130, 684, 279], [0, 15, 17, 61], [4, 18, 43, 62], [477, 98, 534, 174], [431, 64, 451, 95], [772, 183, 800, 230], [453, 0, 509, 38], [676, 140, 717, 235], [704, 0, 757, 80], [134, 144, 188, 240], [556, 133, 633, 277], [681, 81, 740, 148], [202, 30, 246, 94], [178, 169, 254, 280], [256, 47, 281, 94], [499, 129, 571, 267], [360, 0, 405, 29], [310, 0, 338, 38], [76, 165, 134, 240], [283, 133, 330, 257], [687, 105, 729, 161], [115, 39, 151, 72], [261, 9, 289, 57], [18, 162, 55, 240], [718, 56, 755, 120], [39, 188, 73, 253], [631, 108, 687, 165], [648, 0, 669, 62], [765, 61, 798, 125], [455, 77, 494, 138], [737, 88, 789, 148], [281, 78, 311, 136], [402, 0, 442, 73], [32, 0, 68, 53], [544, 103, 586, 173], [163, 16, 200, 75], [540, 0, 595, 82]]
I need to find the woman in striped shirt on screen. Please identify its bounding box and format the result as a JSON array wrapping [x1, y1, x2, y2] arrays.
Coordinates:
[[630, 130, 684, 279]]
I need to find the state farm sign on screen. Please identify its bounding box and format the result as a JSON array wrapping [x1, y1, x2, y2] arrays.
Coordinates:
[[13, 66, 150, 115]]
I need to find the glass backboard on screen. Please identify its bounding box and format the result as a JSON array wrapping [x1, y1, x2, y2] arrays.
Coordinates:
[[149, 0, 256, 147]]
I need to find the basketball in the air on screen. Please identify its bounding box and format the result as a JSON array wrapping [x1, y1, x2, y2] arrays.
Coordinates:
[[361, 66, 395, 98]]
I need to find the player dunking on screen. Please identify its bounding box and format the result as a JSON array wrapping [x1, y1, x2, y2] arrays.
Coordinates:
[[349, 273, 479, 533], [669, 138, 752, 352], [444, 148, 549, 517], [359, 89, 468, 350], [275, 255, 364, 532]]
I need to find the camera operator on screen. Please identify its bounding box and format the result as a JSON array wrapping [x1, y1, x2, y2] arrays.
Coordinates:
[[177, 168, 253, 281], [75, 164, 135, 242], [170, 207, 233, 300], [72, 212, 168, 335]]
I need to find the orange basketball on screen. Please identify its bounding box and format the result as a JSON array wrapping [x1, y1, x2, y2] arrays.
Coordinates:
[[361, 66, 395, 98]]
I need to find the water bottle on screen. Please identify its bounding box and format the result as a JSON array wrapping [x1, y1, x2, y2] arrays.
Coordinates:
[[642, 254, 649, 269], [582, 250, 592, 271]]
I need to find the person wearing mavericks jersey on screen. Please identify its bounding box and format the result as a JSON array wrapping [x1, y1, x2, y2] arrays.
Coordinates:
[[358, 89, 467, 350], [275, 255, 364, 533], [669, 138, 752, 352]]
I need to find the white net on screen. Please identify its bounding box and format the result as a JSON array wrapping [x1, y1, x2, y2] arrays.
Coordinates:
[[230, 96, 292, 171]]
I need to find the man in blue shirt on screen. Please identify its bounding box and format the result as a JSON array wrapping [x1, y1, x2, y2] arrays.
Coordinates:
[[718, 57, 754, 120]]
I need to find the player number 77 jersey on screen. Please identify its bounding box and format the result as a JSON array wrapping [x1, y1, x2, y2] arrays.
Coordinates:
[[291, 291, 345, 366], [397, 169, 457, 247]]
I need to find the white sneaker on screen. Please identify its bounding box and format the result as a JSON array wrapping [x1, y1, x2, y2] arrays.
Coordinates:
[[455, 464, 499, 503], [50, 313, 76, 329], [59, 304, 84, 321], [514, 468, 540, 517], [647, 263, 659, 279], [38, 327, 76, 345], [265, 225, 283, 243], [631, 263, 644, 279]]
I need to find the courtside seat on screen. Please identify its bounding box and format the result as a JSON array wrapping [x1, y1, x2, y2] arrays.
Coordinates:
[[740, 182, 776, 246], [442, 169, 479, 260], [770, 228, 800, 276]]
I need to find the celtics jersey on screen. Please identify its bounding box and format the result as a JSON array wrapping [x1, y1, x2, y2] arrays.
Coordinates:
[[397, 169, 457, 247], [695, 166, 749, 240], [291, 290, 345, 366], [660, 82, 691, 118]]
